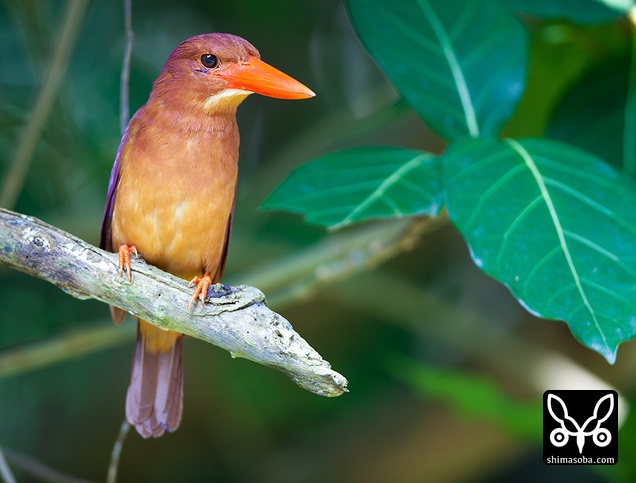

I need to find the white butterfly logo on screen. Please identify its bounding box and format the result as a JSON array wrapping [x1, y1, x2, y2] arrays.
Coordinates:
[[547, 393, 613, 454]]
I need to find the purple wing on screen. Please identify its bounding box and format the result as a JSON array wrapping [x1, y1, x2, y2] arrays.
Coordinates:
[[100, 126, 130, 251]]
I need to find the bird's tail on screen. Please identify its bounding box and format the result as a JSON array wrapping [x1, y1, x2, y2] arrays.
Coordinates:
[[126, 320, 183, 438]]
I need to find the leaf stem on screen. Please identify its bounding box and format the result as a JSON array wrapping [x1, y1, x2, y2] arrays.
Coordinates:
[[2, 447, 92, 483], [106, 420, 130, 483], [0, 447, 17, 483], [0, 321, 134, 380], [120, 0, 134, 134]]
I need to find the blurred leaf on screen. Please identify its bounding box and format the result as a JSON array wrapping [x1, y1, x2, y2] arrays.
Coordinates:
[[510, 0, 632, 24], [444, 137, 636, 362], [547, 57, 627, 169], [388, 353, 542, 441], [261, 146, 442, 229], [346, 0, 528, 141]]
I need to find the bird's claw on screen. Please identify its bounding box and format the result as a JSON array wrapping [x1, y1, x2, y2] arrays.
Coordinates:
[[118, 244, 138, 280], [188, 273, 212, 311]]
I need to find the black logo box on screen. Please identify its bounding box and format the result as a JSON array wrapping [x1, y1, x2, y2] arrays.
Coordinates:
[[543, 390, 618, 465]]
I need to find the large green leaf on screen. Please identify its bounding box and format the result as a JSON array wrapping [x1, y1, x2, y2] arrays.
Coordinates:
[[444, 138, 636, 362], [346, 0, 528, 141], [261, 147, 442, 229], [511, 0, 632, 24]]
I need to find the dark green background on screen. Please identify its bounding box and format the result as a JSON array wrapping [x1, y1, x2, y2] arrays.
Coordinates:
[[2, 1, 636, 482]]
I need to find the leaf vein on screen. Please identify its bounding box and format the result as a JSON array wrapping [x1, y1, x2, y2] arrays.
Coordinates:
[[564, 231, 636, 279], [505, 139, 610, 352], [543, 178, 636, 237], [416, 0, 479, 137], [331, 154, 429, 230]]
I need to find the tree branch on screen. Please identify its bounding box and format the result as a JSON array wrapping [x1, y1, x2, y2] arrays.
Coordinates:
[[0, 208, 348, 397]]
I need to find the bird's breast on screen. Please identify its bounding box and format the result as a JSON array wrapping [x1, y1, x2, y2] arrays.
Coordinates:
[[110, 109, 239, 280]]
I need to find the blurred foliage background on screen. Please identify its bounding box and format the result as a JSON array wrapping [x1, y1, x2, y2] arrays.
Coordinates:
[[2, 0, 636, 482]]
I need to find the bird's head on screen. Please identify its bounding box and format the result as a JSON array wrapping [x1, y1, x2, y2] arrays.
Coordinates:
[[150, 33, 315, 112]]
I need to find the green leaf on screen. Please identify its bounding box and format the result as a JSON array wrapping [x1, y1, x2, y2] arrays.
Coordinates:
[[261, 147, 442, 229], [511, 0, 632, 24], [388, 353, 542, 441], [443, 137, 636, 362], [346, 0, 528, 141], [547, 58, 627, 170]]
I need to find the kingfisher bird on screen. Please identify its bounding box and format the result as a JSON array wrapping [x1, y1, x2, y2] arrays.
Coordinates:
[[100, 33, 314, 438]]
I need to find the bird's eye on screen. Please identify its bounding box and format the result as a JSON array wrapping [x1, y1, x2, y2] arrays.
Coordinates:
[[200, 54, 219, 69]]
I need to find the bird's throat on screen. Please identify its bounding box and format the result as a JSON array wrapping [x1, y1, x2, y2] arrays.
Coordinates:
[[202, 88, 252, 112]]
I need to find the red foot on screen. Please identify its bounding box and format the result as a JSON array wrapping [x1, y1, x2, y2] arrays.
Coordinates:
[[118, 244, 138, 280], [188, 273, 212, 311]]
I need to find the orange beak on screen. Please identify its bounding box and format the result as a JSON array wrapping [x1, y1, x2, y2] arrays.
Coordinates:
[[216, 55, 315, 100]]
